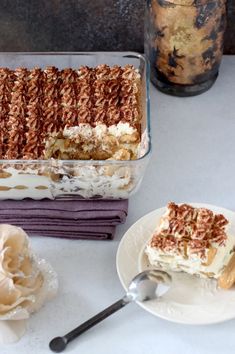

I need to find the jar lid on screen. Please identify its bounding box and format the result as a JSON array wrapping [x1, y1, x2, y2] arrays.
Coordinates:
[[155, 0, 217, 6]]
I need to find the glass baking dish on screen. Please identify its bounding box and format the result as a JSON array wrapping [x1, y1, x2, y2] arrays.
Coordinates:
[[0, 52, 151, 200]]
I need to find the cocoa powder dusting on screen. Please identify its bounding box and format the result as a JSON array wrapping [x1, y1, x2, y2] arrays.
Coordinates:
[[0, 68, 15, 158], [23, 68, 42, 159], [5, 68, 28, 159], [151, 202, 229, 258], [0, 64, 141, 159]]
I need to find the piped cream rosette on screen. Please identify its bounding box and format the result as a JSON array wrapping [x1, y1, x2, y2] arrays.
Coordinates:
[[0, 224, 58, 344]]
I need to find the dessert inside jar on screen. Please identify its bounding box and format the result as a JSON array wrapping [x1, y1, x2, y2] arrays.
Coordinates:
[[145, 0, 226, 96]]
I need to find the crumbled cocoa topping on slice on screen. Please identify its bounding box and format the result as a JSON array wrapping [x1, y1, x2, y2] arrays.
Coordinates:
[[150, 202, 229, 259]]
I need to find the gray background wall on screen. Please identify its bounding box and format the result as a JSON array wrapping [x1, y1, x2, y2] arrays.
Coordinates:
[[0, 0, 234, 53]]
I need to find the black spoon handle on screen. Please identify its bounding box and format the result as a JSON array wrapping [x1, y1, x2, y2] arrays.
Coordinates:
[[65, 297, 129, 344]]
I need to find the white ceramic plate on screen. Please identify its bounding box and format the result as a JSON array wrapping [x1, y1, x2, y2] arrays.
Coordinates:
[[116, 203, 235, 325]]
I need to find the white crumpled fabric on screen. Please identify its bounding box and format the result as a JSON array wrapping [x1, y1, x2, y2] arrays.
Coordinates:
[[0, 224, 58, 344]]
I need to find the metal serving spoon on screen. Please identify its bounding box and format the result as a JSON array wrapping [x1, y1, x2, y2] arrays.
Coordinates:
[[49, 269, 171, 353]]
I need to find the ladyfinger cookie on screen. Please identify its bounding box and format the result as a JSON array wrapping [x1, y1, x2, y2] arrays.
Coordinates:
[[218, 252, 235, 289], [202, 247, 217, 267]]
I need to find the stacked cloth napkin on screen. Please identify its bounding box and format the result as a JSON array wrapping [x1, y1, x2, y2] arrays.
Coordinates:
[[0, 199, 128, 240]]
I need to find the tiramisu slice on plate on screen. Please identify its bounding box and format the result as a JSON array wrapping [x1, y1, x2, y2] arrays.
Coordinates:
[[145, 202, 235, 289]]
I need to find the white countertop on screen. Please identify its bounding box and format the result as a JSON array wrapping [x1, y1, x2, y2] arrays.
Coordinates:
[[2, 55, 235, 354]]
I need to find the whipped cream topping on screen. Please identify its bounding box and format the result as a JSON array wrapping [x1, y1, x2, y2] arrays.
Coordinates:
[[108, 122, 136, 137], [63, 122, 137, 140], [94, 124, 107, 139], [64, 124, 93, 140]]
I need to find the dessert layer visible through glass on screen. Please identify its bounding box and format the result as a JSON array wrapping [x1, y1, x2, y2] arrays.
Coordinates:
[[0, 52, 151, 200]]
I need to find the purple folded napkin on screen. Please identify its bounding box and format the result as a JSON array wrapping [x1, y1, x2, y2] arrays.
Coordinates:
[[0, 199, 128, 240]]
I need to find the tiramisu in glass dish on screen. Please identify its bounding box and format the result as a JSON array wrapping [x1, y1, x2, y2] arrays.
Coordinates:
[[0, 53, 150, 200], [145, 202, 235, 289]]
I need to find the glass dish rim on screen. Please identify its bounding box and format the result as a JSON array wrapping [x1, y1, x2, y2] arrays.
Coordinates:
[[0, 51, 151, 165]]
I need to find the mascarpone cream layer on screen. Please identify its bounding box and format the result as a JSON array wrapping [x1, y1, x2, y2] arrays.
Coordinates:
[[146, 228, 235, 279], [63, 122, 137, 140]]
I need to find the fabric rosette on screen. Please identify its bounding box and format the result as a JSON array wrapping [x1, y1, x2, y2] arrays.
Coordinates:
[[0, 224, 58, 344]]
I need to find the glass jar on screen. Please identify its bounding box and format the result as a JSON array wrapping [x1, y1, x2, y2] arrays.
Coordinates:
[[145, 0, 227, 96]]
